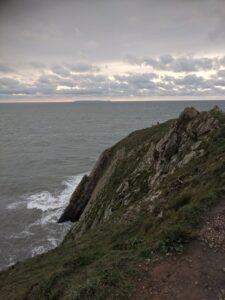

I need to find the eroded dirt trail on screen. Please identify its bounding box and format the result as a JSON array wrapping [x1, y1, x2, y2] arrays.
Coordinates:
[[133, 204, 225, 300]]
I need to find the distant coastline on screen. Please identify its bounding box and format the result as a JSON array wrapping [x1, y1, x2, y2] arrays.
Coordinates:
[[1, 97, 225, 104]]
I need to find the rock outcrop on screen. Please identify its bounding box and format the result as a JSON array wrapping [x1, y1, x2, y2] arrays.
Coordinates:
[[58, 149, 112, 222]]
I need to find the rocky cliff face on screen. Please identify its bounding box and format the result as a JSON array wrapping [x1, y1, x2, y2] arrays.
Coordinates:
[[59, 106, 221, 239]]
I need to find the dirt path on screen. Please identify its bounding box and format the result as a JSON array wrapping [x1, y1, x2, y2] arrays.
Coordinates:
[[132, 203, 225, 300]]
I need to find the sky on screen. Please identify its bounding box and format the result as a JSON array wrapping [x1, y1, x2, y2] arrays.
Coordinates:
[[0, 0, 225, 102]]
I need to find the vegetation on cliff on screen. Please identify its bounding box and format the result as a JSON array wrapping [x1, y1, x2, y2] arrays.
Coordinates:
[[1, 106, 225, 300]]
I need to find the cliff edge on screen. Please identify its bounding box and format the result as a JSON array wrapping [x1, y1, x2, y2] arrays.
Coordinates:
[[1, 106, 225, 300], [59, 106, 220, 239]]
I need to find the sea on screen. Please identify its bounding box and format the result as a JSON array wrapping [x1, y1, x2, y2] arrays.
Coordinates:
[[0, 100, 225, 270]]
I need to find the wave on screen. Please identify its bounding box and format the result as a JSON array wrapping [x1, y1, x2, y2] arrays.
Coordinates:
[[27, 174, 83, 211], [2, 173, 86, 269], [8, 173, 85, 224], [7, 200, 26, 210], [8, 230, 35, 239]]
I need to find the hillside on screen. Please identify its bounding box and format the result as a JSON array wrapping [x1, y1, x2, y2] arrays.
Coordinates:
[[1, 106, 225, 300]]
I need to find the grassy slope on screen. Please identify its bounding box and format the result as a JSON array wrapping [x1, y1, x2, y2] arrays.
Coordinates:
[[1, 112, 225, 299]]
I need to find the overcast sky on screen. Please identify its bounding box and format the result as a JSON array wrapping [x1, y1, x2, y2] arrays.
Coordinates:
[[0, 0, 225, 101]]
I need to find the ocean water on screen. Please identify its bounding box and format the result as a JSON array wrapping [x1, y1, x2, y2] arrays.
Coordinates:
[[0, 100, 225, 270]]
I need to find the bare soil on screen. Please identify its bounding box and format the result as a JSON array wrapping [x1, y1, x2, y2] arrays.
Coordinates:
[[132, 203, 225, 300]]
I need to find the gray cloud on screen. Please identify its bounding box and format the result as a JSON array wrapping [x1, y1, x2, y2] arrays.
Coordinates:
[[0, 77, 37, 95], [114, 73, 158, 91], [67, 62, 100, 73], [220, 56, 225, 66], [0, 64, 15, 73], [218, 69, 225, 78], [0, 77, 20, 88], [174, 75, 204, 86], [126, 55, 218, 72], [1, 67, 225, 99], [49, 63, 100, 79], [51, 65, 71, 77]]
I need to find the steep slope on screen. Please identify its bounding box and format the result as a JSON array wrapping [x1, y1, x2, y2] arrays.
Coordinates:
[[60, 106, 221, 240], [1, 106, 225, 300]]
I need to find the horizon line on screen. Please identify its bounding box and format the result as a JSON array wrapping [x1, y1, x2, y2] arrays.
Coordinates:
[[1, 98, 225, 103]]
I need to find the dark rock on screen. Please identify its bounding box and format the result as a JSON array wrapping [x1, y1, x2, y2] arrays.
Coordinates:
[[58, 148, 112, 223], [178, 107, 199, 124], [58, 174, 90, 223], [210, 105, 222, 113]]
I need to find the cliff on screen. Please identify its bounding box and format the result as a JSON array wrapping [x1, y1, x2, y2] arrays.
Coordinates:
[[1, 106, 225, 300], [59, 106, 220, 239]]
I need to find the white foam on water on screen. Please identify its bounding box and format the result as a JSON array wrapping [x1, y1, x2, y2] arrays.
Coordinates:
[[7, 200, 26, 210], [27, 174, 85, 226], [8, 230, 35, 239], [26, 191, 57, 212], [47, 237, 59, 248], [26, 174, 84, 219], [31, 238, 60, 257], [31, 245, 48, 256], [7, 173, 85, 223], [5, 173, 86, 264]]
